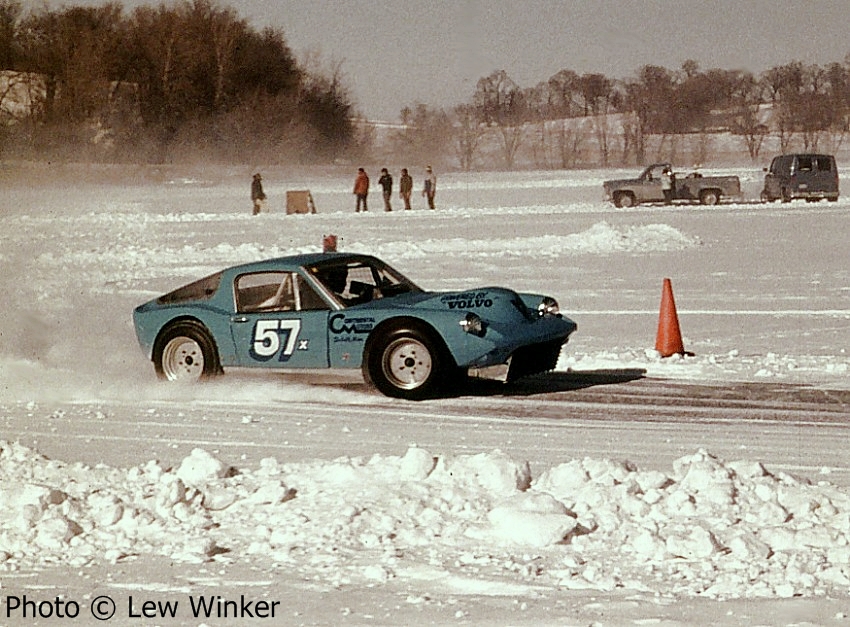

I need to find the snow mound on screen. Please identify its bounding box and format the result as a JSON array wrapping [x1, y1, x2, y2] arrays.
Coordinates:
[[380, 221, 700, 259], [2, 442, 850, 599]]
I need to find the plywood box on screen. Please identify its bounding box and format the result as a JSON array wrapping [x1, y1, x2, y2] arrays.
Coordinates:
[[286, 190, 316, 214]]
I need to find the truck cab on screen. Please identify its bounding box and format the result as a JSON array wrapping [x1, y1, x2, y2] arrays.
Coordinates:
[[761, 154, 839, 203]]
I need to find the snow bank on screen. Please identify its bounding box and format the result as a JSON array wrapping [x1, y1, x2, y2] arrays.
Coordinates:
[[3, 441, 849, 599], [365, 222, 700, 260], [29, 219, 700, 282], [562, 348, 850, 387]]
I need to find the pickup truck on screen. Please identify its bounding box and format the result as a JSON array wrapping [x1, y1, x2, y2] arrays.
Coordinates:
[[603, 163, 742, 207]]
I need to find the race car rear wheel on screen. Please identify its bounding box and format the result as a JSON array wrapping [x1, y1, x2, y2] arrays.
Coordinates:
[[363, 325, 451, 400], [153, 320, 222, 381]]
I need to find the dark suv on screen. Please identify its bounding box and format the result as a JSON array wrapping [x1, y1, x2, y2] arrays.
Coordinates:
[[761, 153, 839, 202]]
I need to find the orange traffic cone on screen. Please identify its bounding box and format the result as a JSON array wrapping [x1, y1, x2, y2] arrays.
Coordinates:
[[655, 278, 686, 357]]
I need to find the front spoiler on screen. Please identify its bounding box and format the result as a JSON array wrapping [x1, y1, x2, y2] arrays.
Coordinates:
[[467, 362, 510, 382], [466, 337, 566, 383]]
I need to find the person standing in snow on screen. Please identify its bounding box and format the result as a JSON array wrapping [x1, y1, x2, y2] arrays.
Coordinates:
[[378, 168, 393, 212], [399, 168, 413, 210], [661, 166, 675, 205], [422, 165, 436, 210], [251, 173, 266, 215], [353, 167, 369, 212]]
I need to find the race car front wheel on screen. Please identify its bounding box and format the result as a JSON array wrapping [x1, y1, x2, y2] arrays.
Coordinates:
[[364, 325, 450, 400], [153, 320, 222, 381]]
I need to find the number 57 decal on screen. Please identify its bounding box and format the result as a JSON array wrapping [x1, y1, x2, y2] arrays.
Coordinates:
[[252, 320, 302, 361]]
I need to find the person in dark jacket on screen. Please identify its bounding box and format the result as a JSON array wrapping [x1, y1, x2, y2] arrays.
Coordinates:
[[399, 168, 413, 210], [251, 173, 267, 215], [378, 168, 393, 211], [353, 168, 369, 212]]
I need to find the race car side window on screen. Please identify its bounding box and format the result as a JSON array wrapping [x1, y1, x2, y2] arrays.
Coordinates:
[[295, 275, 330, 310], [157, 272, 222, 304], [236, 272, 295, 312]]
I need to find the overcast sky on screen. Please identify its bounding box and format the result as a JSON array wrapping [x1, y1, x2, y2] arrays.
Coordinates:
[[45, 0, 850, 121]]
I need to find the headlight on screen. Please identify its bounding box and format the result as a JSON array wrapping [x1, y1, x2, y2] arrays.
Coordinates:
[[459, 312, 486, 337], [537, 296, 560, 317]]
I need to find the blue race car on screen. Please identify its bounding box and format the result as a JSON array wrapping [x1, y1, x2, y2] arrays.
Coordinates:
[[133, 253, 577, 400]]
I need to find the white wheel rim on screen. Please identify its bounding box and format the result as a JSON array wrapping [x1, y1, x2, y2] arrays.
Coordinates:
[[162, 337, 205, 380], [382, 338, 432, 390]]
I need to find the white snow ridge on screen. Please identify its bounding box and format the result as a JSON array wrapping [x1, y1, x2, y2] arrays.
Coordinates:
[[2, 440, 849, 600]]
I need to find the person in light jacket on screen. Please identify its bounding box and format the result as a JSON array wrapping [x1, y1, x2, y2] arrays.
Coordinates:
[[422, 165, 436, 209], [661, 166, 675, 205]]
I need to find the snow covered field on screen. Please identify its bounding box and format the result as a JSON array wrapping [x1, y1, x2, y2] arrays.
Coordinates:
[[1, 163, 849, 625]]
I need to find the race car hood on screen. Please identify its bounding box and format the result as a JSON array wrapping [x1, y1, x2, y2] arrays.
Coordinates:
[[374, 286, 539, 322]]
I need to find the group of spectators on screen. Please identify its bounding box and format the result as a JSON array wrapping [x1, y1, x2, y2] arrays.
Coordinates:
[[354, 166, 437, 212], [250, 166, 439, 215]]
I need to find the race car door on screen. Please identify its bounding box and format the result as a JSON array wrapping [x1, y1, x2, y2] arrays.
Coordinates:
[[229, 271, 330, 369]]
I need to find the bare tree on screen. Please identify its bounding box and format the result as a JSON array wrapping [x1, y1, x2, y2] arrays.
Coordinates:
[[390, 102, 452, 168], [0, 2, 25, 127], [823, 61, 850, 152], [729, 71, 768, 161], [452, 103, 483, 171], [473, 70, 527, 169], [546, 69, 580, 119], [126, 4, 192, 128], [297, 55, 355, 162], [761, 62, 805, 153], [522, 82, 553, 168], [795, 64, 832, 151], [578, 73, 613, 166], [553, 117, 586, 168], [617, 66, 676, 165], [19, 4, 124, 124], [0, 0, 21, 69], [184, 0, 244, 110]]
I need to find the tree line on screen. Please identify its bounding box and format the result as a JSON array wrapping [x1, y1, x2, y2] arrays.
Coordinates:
[[2, 0, 849, 168], [390, 58, 850, 171], [0, 0, 357, 163]]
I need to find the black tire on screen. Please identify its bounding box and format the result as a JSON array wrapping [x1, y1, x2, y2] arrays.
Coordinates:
[[760, 190, 773, 203], [614, 192, 636, 208], [781, 188, 792, 203], [699, 189, 720, 205], [363, 324, 452, 400], [153, 320, 222, 381]]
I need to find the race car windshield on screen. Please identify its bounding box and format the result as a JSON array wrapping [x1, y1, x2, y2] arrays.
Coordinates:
[[309, 259, 422, 307]]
